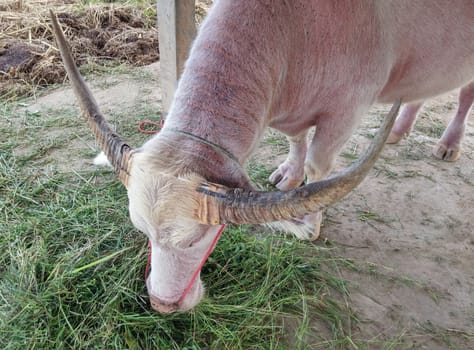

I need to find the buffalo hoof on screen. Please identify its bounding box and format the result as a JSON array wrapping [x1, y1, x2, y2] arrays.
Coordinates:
[[269, 161, 304, 190], [386, 130, 405, 144], [279, 211, 322, 241], [291, 211, 322, 241], [303, 211, 322, 240], [432, 142, 461, 162]]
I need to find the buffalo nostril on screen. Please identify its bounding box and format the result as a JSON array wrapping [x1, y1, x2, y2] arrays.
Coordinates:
[[146, 276, 179, 314], [145, 274, 204, 313], [148, 292, 179, 314]]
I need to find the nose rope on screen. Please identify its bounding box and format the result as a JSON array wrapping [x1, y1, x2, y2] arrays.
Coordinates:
[[178, 224, 226, 303], [138, 118, 227, 307]]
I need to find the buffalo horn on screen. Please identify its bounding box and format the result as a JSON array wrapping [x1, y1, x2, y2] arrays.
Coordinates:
[[50, 11, 133, 186], [195, 101, 401, 225]]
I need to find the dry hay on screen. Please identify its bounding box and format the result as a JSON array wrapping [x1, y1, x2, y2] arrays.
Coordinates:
[[0, 0, 159, 98]]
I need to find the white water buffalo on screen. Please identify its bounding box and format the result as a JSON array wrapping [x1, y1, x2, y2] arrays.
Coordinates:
[[50, 0, 473, 314], [387, 81, 474, 161]]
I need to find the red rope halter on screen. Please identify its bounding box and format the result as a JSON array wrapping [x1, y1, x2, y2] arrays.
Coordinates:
[[137, 119, 164, 134], [144, 224, 226, 304]]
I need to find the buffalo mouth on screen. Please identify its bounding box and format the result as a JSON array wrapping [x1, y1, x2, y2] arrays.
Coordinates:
[[146, 276, 179, 314], [146, 275, 203, 314]]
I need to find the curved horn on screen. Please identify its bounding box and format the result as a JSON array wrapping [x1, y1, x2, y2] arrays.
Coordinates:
[[50, 11, 134, 186], [195, 101, 401, 225]]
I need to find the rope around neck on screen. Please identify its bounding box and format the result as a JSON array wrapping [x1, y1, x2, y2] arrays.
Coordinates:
[[169, 129, 240, 164], [137, 120, 240, 164]]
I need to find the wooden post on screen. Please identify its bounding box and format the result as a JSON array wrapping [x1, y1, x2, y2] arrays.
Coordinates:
[[157, 0, 196, 115]]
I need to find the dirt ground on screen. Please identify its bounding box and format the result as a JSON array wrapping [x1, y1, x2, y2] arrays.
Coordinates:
[[0, 0, 210, 98], [21, 61, 473, 348], [3, 1, 473, 348], [265, 93, 473, 348], [319, 100, 473, 348]]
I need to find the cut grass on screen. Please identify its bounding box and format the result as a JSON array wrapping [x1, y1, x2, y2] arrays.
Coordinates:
[[1, 97, 358, 349], [0, 156, 353, 349]]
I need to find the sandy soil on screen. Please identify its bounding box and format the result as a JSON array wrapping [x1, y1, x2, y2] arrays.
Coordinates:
[[317, 99, 473, 348], [22, 62, 473, 349]]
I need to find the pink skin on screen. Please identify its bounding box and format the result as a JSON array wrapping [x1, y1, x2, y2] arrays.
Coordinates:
[[387, 81, 474, 161], [135, 0, 474, 312]]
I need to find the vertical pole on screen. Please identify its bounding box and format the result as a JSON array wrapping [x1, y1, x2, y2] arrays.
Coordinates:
[[157, 0, 196, 115]]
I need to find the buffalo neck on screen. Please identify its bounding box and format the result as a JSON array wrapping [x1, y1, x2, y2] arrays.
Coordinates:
[[161, 1, 292, 166], [143, 132, 253, 190]]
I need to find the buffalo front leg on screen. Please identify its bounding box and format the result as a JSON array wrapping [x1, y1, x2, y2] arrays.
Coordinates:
[[268, 131, 322, 241], [269, 132, 307, 190], [386, 102, 424, 144], [301, 111, 365, 240], [432, 81, 474, 161]]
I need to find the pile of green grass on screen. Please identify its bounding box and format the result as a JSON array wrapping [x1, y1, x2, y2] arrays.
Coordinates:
[[0, 96, 359, 349]]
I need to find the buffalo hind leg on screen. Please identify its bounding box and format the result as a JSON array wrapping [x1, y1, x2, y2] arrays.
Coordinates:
[[433, 81, 474, 161], [386, 102, 423, 144]]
